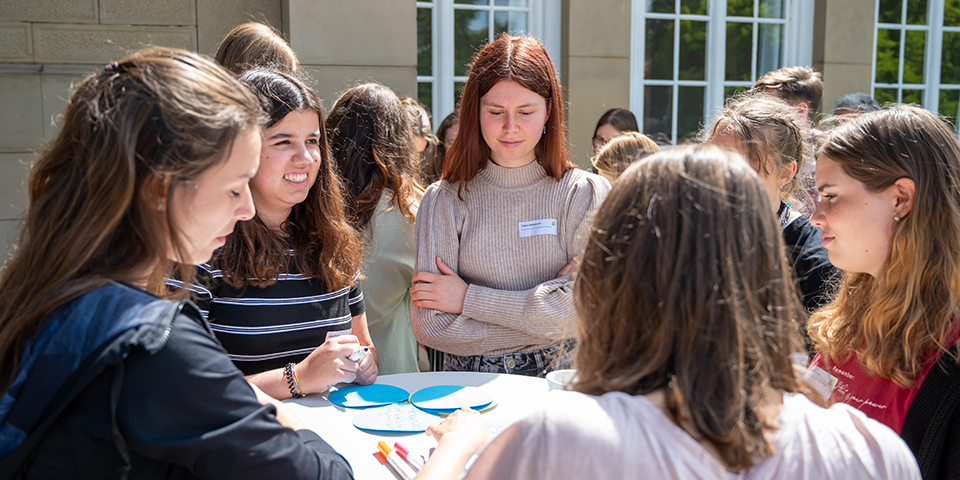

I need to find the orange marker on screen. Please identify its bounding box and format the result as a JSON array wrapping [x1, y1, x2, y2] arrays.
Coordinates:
[[377, 441, 416, 480]]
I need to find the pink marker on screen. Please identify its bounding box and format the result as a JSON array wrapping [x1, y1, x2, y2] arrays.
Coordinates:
[[378, 441, 416, 480], [394, 441, 425, 471]]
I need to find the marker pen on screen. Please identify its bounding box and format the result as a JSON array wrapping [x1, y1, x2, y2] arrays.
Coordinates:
[[394, 441, 425, 471], [378, 441, 416, 480], [347, 346, 370, 362]]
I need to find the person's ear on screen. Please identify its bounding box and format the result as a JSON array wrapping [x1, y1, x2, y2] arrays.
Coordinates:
[[140, 173, 171, 212], [892, 177, 916, 218], [795, 102, 810, 120], [778, 161, 798, 189]]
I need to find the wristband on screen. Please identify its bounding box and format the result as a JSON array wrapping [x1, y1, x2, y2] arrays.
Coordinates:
[[284, 362, 304, 398]]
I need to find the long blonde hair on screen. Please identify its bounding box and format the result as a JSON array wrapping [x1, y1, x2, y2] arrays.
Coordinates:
[[809, 105, 960, 386]]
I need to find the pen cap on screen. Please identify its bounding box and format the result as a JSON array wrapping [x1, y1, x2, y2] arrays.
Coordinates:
[[377, 441, 392, 457], [393, 442, 410, 460]]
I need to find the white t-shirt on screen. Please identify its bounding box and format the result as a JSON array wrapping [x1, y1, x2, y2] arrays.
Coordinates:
[[466, 390, 920, 479]]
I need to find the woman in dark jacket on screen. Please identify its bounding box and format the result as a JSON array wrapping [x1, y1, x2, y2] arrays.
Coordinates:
[[0, 47, 352, 479]]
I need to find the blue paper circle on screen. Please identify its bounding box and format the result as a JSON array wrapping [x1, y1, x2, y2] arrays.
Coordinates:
[[327, 384, 409, 408], [409, 385, 493, 411]]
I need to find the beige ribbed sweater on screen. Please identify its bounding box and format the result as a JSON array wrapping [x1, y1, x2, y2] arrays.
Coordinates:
[[411, 160, 610, 356]]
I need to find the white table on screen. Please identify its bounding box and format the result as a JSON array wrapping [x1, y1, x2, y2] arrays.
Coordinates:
[[285, 372, 550, 479]]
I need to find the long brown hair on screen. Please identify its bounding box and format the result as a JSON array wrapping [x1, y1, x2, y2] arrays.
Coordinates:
[[0, 47, 262, 393], [574, 145, 808, 471], [703, 93, 811, 208], [327, 84, 423, 232], [443, 35, 573, 191], [809, 105, 960, 386], [215, 69, 361, 290], [215, 22, 299, 75]]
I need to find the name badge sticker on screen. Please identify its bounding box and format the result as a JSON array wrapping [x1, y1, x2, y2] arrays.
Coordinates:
[[326, 329, 352, 341], [803, 365, 838, 400], [519, 219, 558, 238]]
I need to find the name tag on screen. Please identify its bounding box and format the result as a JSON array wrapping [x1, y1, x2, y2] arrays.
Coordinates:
[[519, 219, 558, 238], [803, 365, 838, 399], [326, 329, 352, 341]]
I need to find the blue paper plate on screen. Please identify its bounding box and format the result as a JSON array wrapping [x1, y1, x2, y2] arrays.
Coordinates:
[[327, 384, 409, 408], [409, 385, 493, 411]]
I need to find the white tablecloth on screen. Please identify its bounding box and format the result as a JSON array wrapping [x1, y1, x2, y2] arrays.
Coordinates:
[[285, 372, 550, 479]]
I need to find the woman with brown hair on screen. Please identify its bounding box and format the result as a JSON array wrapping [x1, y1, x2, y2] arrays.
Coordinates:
[[408, 35, 610, 376], [215, 22, 299, 74], [591, 107, 639, 155], [423, 111, 459, 184], [327, 83, 424, 375], [189, 69, 376, 400], [809, 105, 960, 479], [705, 93, 837, 312], [0, 48, 351, 478], [416, 146, 918, 480]]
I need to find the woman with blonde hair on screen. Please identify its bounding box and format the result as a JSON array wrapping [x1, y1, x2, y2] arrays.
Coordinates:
[[416, 146, 918, 480], [0, 48, 351, 478], [705, 93, 837, 312], [809, 105, 960, 479], [590, 131, 660, 182]]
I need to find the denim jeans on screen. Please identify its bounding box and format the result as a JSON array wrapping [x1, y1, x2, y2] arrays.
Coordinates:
[[442, 340, 575, 377]]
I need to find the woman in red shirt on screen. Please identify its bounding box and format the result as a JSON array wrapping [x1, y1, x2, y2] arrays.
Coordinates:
[[809, 105, 960, 479]]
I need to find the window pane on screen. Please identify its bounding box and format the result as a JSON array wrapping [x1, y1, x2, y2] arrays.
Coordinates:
[[677, 87, 704, 143], [455, 81, 466, 109], [903, 29, 925, 83], [943, 32, 960, 84], [647, 0, 674, 14], [874, 88, 898, 105], [906, 0, 927, 25], [875, 29, 901, 84], [678, 20, 706, 81], [455, 0, 487, 4], [418, 8, 432, 77], [902, 89, 923, 104], [727, 0, 752, 17], [680, 0, 706, 15], [760, 0, 784, 19], [494, 11, 527, 37], [454, 9, 489, 77], [725, 22, 752, 81], [940, 90, 960, 129], [757, 23, 783, 78], [946, 0, 960, 26], [878, 0, 902, 24], [724, 85, 749, 99], [644, 86, 673, 143], [645, 19, 674, 80], [418, 82, 433, 113], [494, 0, 528, 6]]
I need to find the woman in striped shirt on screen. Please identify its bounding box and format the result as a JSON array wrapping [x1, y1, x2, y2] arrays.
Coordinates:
[[189, 68, 377, 400]]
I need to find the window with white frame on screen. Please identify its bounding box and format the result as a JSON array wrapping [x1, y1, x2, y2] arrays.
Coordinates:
[[873, 0, 960, 133], [629, 0, 814, 145], [417, 0, 561, 129]]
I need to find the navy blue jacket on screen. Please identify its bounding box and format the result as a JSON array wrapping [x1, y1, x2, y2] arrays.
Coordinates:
[[0, 282, 352, 479]]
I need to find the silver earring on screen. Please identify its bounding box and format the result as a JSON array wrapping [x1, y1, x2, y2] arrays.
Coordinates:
[[894, 213, 901, 222], [543, 124, 547, 135], [158, 201, 164, 211]]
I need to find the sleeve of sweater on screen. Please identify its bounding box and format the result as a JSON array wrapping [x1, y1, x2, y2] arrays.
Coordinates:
[[411, 176, 610, 354], [116, 314, 353, 480], [458, 173, 610, 333]]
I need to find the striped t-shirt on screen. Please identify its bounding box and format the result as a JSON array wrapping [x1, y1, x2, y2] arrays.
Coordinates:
[[173, 255, 365, 375]]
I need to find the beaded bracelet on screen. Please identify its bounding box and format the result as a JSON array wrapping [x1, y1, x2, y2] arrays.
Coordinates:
[[285, 362, 304, 398]]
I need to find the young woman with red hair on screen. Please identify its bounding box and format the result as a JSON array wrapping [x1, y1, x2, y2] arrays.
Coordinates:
[[409, 35, 610, 376]]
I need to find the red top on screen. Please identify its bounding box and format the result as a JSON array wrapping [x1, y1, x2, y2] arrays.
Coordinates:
[[811, 334, 959, 433]]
